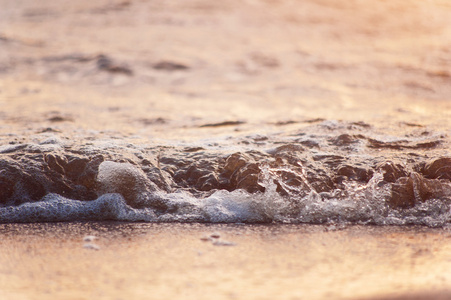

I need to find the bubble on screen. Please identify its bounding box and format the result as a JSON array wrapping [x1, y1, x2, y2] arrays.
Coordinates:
[[0, 165, 450, 226]]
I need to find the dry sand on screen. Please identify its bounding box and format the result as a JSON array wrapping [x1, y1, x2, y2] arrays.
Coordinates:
[[0, 223, 451, 300]]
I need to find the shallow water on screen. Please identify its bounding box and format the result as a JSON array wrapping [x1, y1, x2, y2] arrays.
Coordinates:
[[0, 120, 450, 226]]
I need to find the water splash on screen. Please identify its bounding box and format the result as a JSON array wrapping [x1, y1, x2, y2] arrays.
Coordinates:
[[1, 163, 449, 226]]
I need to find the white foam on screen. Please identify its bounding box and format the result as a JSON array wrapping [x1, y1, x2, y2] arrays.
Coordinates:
[[0, 167, 450, 226], [83, 235, 98, 242], [83, 243, 100, 250], [96, 161, 156, 208], [0, 193, 156, 223]]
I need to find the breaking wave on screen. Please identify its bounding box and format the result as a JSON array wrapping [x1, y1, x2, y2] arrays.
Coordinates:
[[0, 120, 450, 226], [0, 161, 450, 226]]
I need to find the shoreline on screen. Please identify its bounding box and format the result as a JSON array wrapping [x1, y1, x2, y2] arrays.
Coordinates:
[[1, 222, 450, 300], [1, 0, 451, 298]]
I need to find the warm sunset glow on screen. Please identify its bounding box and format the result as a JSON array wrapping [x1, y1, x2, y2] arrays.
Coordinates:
[[1, 1, 451, 299]]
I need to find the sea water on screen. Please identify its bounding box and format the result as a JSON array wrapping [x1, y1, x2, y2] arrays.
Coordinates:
[[0, 120, 450, 226]]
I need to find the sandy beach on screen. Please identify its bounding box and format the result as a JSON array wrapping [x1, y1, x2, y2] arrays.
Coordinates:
[[1, 0, 451, 299], [1, 0, 451, 140], [0, 223, 451, 300]]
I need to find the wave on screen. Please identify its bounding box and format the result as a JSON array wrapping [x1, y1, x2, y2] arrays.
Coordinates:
[[0, 161, 450, 226], [0, 121, 450, 226]]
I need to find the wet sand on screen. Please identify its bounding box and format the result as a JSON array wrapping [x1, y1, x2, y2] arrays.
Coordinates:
[[0, 223, 451, 300], [1, 0, 451, 141]]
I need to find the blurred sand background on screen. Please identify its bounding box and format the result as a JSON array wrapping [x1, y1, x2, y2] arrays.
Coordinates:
[[1, 0, 451, 299], [1, 223, 451, 300], [1, 0, 451, 140]]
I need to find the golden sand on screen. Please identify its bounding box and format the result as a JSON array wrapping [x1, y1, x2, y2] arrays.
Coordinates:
[[0, 223, 450, 300], [1, 1, 451, 299]]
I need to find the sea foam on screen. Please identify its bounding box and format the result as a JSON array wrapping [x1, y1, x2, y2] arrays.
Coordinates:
[[1, 120, 450, 226], [1, 161, 450, 226]]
